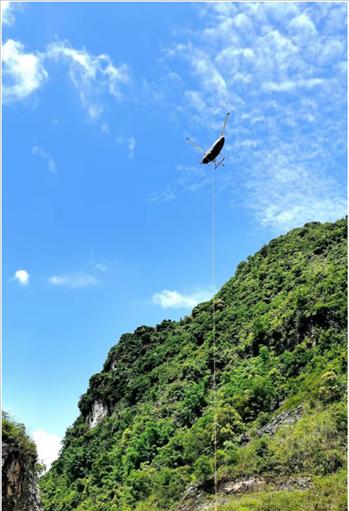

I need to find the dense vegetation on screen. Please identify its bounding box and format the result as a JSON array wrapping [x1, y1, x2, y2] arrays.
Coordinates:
[[2, 413, 39, 462], [40, 218, 347, 511]]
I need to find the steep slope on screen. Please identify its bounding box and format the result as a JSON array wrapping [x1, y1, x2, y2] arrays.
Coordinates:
[[2, 413, 43, 511], [41, 218, 347, 511]]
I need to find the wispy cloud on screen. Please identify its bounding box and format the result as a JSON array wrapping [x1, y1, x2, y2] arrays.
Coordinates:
[[46, 40, 130, 119], [149, 163, 211, 203], [262, 78, 324, 93], [49, 273, 98, 288], [32, 429, 62, 471], [149, 186, 177, 203], [13, 269, 30, 286], [2, 39, 48, 103], [152, 288, 213, 309], [1, 1, 14, 25], [159, 3, 347, 232], [127, 136, 136, 159], [115, 135, 137, 159], [32, 145, 56, 174], [95, 263, 107, 272], [3, 37, 131, 123], [88, 259, 108, 272], [101, 121, 110, 135], [247, 145, 347, 231]]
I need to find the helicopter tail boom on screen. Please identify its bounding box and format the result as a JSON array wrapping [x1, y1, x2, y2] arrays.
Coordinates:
[[221, 112, 231, 136]]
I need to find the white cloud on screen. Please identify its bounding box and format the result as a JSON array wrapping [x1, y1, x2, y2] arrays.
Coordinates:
[[3, 37, 131, 118], [32, 145, 56, 174], [49, 273, 98, 288], [149, 186, 176, 203], [115, 135, 137, 159], [94, 263, 107, 272], [152, 288, 213, 309], [14, 269, 30, 286], [288, 12, 317, 36], [127, 137, 136, 159], [1, 1, 15, 25], [247, 146, 347, 232], [101, 121, 110, 134], [32, 429, 62, 471], [159, 3, 346, 233], [46, 40, 130, 119], [190, 48, 229, 106], [88, 260, 107, 272], [262, 78, 324, 92], [149, 164, 210, 203], [185, 90, 206, 112], [2, 39, 48, 103], [321, 4, 347, 35], [164, 3, 346, 122]]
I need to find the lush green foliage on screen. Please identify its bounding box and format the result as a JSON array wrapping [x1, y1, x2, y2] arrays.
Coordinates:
[[40, 219, 347, 510], [2, 412, 39, 464]]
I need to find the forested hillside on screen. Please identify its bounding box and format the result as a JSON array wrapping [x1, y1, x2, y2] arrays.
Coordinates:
[[40, 218, 347, 511]]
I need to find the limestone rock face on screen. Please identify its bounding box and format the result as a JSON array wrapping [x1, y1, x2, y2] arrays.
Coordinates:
[[240, 406, 303, 445], [88, 400, 108, 428], [2, 438, 43, 511], [221, 476, 266, 494], [257, 406, 303, 437]]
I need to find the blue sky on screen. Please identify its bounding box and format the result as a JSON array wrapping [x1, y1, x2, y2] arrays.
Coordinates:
[[2, 2, 347, 467]]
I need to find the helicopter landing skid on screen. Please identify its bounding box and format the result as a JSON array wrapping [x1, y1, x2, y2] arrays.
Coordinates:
[[214, 157, 225, 169]]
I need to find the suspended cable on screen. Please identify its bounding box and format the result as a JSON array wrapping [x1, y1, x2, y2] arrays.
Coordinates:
[[211, 166, 218, 511]]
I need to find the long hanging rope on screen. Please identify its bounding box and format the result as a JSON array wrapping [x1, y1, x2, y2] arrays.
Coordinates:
[[211, 166, 218, 511]]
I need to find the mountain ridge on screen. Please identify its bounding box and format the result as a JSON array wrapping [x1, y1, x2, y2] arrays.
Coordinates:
[[41, 218, 347, 511]]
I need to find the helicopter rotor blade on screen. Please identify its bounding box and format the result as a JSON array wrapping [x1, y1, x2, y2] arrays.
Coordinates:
[[221, 112, 231, 136], [186, 137, 204, 154]]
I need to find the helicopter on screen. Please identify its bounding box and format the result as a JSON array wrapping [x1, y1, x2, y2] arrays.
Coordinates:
[[186, 112, 230, 169]]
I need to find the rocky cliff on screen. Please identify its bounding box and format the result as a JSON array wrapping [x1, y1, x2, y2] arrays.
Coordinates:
[[2, 414, 43, 511]]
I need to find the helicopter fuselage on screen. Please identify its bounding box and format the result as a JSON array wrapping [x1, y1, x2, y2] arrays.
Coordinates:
[[201, 135, 225, 164]]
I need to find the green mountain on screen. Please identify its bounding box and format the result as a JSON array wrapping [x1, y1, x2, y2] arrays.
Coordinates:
[[40, 218, 347, 511]]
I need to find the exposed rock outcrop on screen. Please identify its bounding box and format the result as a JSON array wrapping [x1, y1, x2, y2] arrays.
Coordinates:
[[2, 437, 43, 511], [219, 474, 312, 494], [220, 476, 266, 494], [240, 406, 303, 445], [257, 406, 303, 437], [180, 476, 313, 510], [88, 400, 108, 428]]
